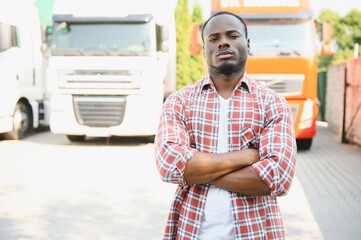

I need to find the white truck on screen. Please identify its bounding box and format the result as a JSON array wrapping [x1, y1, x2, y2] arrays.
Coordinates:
[[45, 0, 176, 141], [0, 1, 50, 140]]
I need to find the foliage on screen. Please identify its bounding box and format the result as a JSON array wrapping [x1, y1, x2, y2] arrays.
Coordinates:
[[189, 1, 205, 84], [317, 8, 361, 70], [175, 0, 205, 89], [175, 0, 192, 90]]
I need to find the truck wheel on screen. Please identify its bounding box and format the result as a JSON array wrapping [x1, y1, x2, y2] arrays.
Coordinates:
[[4, 102, 33, 140], [296, 138, 313, 150], [67, 135, 86, 142]]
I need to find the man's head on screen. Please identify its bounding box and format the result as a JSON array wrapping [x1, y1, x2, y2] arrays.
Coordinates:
[[201, 11, 250, 76], [201, 11, 248, 42]]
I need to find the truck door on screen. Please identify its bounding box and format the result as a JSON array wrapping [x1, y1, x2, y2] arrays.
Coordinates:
[[0, 22, 19, 120]]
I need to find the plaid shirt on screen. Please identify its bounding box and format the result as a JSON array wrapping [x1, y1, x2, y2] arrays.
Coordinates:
[[155, 74, 297, 240]]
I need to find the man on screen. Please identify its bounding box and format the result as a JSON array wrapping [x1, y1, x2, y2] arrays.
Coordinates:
[[155, 11, 297, 240]]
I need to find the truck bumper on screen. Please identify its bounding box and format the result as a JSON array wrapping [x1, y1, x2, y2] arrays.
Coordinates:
[[288, 98, 318, 139], [49, 93, 163, 137]]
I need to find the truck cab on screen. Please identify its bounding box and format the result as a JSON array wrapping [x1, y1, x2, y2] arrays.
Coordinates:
[[192, 0, 332, 149], [0, 1, 49, 140], [45, 0, 176, 141]]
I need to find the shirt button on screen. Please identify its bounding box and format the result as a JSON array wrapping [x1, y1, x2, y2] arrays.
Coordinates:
[[195, 221, 200, 226]]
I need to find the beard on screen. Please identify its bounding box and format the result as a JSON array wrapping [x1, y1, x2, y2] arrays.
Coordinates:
[[215, 61, 240, 75]]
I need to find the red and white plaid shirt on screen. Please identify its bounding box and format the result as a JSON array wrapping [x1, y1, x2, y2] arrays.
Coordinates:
[[155, 73, 297, 240]]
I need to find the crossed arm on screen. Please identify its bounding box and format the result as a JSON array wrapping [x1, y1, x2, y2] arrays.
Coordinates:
[[184, 150, 271, 196], [156, 93, 296, 197]]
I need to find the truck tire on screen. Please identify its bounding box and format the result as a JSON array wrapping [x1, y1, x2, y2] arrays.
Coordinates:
[[296, 138, 313, 150], [4, 102, 33, 140], [67, 135, 86, 142]]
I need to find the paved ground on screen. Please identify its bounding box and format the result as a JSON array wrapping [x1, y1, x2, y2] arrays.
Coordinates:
[[280, 125, 361, 240], [0, 125, 360, 239]]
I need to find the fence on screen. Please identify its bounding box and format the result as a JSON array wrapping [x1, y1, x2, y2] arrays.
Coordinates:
[[326, 58, 361, 146]]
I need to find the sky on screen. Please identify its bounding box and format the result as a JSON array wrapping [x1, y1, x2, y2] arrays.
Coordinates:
[[191, 0, 361, 18], [309, 0, 361, 17]]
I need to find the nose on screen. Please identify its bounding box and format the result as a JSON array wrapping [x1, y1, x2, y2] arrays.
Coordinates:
[[218, 36, 230, 49]]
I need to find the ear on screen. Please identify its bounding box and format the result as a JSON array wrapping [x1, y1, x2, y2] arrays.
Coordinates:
[[247, 38, 251, 53]]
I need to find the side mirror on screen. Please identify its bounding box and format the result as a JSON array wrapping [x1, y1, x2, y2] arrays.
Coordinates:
[[157, 25, 169, 52], [40, 25, 53, 54], [41, 43, 48, 53], [160, 25, 169, 42], [190, 23, 202, 56], [161, 41, 169, 52], [321, 22, 333, 56], [0, 23, 13, 52]]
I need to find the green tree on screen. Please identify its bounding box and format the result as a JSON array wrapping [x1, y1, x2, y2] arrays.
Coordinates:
[[317, 8, 361, 70], [337, 9, 361, 61], [175, 0, 192, 89], [190, 1, 205, 83]]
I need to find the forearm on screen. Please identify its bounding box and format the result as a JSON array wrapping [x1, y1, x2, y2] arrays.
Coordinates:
[[184, 149, 259, 185], [209, 166, 271, 196]]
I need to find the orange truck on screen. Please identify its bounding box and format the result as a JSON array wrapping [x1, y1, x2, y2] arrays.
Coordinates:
[[192, 0, 332, 150]]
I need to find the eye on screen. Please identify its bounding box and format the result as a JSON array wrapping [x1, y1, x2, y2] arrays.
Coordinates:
[[229, 34, 240, 39], [208, 36, 218, 43]]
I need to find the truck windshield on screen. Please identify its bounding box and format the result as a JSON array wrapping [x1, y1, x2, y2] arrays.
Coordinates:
[[49, 22, 152, 56], [247, 19, 316, 57]]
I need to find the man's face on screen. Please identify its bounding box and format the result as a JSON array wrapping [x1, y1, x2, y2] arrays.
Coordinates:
[[203, 14, 249, 75]]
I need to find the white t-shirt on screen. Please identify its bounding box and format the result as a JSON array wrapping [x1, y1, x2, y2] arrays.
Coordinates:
[[199, 95, 235, 239]]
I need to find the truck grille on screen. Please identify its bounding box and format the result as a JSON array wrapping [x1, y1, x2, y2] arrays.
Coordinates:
[[249, 74, 304, 96], [73, 96, 126, 127], [59, 69, 141, 89]]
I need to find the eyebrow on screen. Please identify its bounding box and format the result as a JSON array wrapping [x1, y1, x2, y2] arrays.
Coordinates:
[[206, 30, 242, 38]]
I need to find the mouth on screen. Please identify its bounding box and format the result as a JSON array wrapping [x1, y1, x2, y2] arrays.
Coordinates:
[[216, 50, 234, 59]]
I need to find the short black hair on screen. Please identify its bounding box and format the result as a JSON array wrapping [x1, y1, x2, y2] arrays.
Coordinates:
[[201, 11, 248, 43]]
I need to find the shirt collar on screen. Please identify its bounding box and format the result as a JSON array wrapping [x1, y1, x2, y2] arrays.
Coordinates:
[[201, 72, 251, 93]]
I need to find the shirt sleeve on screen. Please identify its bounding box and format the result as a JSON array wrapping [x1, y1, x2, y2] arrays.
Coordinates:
[[252, 94, 297, 197], [154, 92, 197, 186]]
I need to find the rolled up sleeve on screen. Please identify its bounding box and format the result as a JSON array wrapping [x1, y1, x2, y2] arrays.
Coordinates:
[[252, 95, 297, 197], [155, 93, 197, 186]]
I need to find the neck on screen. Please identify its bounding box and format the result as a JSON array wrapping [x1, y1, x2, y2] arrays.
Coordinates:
[[210, 70, 245, 99]]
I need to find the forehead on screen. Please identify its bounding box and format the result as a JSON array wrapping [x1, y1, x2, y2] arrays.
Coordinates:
[[203, 14, 245, 36]]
